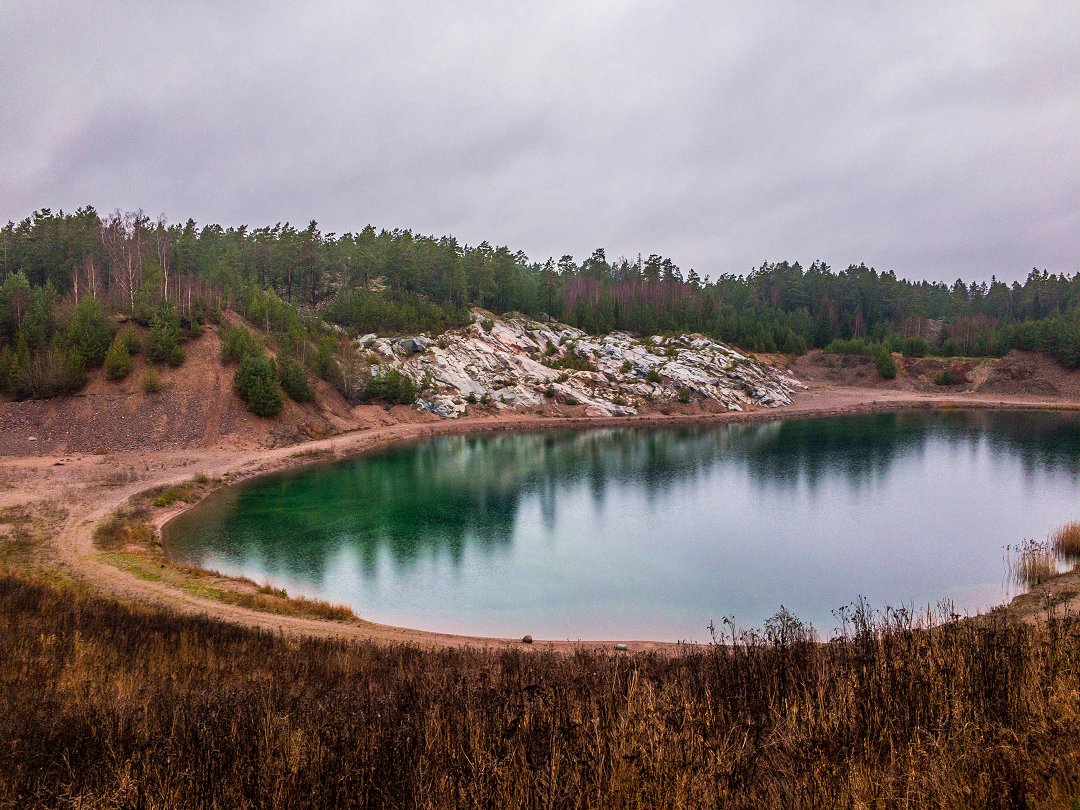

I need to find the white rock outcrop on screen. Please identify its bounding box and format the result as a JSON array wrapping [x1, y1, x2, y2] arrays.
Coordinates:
[[362, 309, 804, 418]]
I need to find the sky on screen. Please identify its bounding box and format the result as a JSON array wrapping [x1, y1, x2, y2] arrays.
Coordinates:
[[2, 2, 1078, 284]]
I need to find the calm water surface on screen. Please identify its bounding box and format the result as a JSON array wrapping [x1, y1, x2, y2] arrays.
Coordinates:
[[165, 411, 1080, 641]]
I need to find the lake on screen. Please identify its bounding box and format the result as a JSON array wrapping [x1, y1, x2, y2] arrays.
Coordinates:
[[164, 410, 1080, 641]]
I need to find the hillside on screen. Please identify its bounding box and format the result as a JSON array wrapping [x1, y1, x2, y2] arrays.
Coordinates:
[[0, 324, 364, 456], [793, 348, 1080, 397], [362, 309, 803, 418], [7, 306, 1080, 458], [0, 310, 805, 455]]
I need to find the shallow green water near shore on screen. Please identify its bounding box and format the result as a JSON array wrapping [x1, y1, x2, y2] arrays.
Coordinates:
[[165, 410, 1080, 641]]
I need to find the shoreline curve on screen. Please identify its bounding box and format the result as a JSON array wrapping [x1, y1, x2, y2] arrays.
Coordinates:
[[6, 387, 1080, 651]]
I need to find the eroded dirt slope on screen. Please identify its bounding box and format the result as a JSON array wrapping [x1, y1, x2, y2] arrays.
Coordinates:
[[792, 348, 1080, 397], [0, 325, 364, 456]]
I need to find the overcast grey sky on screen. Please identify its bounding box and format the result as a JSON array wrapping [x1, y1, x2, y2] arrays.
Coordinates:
[[2, 2, 1077, 283]]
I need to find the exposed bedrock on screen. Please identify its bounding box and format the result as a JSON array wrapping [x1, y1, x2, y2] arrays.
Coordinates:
[[361, 309, 805, 418]]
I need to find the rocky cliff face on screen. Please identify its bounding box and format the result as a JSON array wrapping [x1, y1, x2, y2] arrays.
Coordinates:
[[362, 310, 804, 418]]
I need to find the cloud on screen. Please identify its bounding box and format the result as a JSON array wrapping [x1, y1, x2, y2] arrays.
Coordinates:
[[2, 1, 1078, 282]]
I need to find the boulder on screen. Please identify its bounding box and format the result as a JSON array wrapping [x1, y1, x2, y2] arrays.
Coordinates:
[[399, 336, 432, 354], [416, 396, 467, 419]]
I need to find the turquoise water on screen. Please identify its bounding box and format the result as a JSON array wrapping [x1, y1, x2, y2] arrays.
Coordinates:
[[164, 411, 1080, 641]]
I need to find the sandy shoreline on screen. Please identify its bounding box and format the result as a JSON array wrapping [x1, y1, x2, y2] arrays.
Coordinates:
[[3, 385, 1080, 651]]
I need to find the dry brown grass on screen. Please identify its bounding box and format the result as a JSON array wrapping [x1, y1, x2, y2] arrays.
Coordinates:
[[95, 466, 138, 487], [2, 573, 1080, 807], [1008, 538, 1060, 588], [302, 423, 336, 441], [1052, 521, 1080, 558], [234, 587, 356, 621], [290, 446, 335, 460], [140, 474, 217, 508], [0, 506, 38, 564], [101, 551, 358, 623], [92, 507, 155, 549], [0, 504, 68, 576]]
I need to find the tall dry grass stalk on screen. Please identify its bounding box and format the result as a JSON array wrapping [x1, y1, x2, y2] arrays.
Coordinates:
[[3, 572, 1080, 807], [1007, 538, 1059, 588], [1051, 521, 1080, 558]]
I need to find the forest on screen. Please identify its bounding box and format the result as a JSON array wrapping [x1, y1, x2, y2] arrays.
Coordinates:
[[1, 206, 1079, 401]]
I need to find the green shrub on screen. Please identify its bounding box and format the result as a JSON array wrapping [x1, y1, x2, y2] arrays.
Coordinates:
[[678, 387, 692, 403], [103, 334, 132, 381], [120, 326, 141, 355], [220, 323, 264, 364], [65, 298, 113, 366], [901, 336, 930, 358], [17, 344, 86, 398], [781, 330, 808, 355], [142, 367, 162, 394], [934, 367, 955, 386], [365, 368, 418, 405], [150, 483, 201, 507], [277, 356, 313, 402], [0, 345, 13, 394], [234, 355, 283, 417], [312, 335, 338, 382], [646, 368, 661, 384], [875, 348, 897, 379], [62, 347, 87, 392], [545, 354, 598, 372], [146, 307, 184, 367], [824, 337, 874, 356]]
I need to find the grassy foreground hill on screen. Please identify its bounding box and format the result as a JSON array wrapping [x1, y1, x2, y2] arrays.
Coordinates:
[[1, 569, 1080, 808]]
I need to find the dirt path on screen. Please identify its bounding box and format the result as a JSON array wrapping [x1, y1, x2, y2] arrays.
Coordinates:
[[3, 384, 1079, 649], [200, 352, 226, 446]]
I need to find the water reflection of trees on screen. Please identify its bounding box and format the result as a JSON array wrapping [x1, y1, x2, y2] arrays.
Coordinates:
[[739, 410, 1080, 489], [170, 411, 1080, 581]]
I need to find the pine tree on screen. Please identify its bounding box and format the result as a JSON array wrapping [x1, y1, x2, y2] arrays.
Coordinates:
[[875, 346, 898, 379], [66, 297, 113, 365], [234, 354, 283, 416], [277, 355, 313, 402], [104, 334, 133, 380]]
